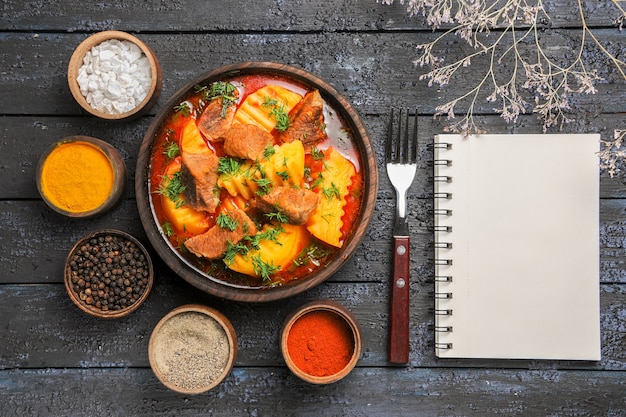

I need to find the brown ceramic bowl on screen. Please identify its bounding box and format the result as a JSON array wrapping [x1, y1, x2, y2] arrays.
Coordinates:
[[148, 304, 238, 394], [67, 30, 162, 121], [64, 229, 154, 318], [37, 136, 127, 218], [135, 62, 378, 302], [281, 300, 362, 384]]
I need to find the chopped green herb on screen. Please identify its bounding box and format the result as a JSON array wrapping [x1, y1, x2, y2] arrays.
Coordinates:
[[162, 222, 174, 237], [254, 177, 272, 188], [276, 170, 290, 181], [177, 237, 189, 253], [252, 255, 280, 282], [247, 226, 283, 249], [223, 241, 249, 265], [254, 177, 273, 196], [163, 141, 180, 160], [245, 164, 260, 180], [174, 102, 191, 116], [218, 157, 241, 175], [216, 212, 239, 231], [322, 182, 341, 200], [212, 184, 221, 198], [262, 97, 290, 132], [263, 145, 276, 159], [292, 243, 332, 268], [156, 171, 186, 208], [311, 173, 324, 189], [203, 81, 238, 118], [272, 109, 290, 131], [265, 210, 289, 223], [311, 147, 325, 160]]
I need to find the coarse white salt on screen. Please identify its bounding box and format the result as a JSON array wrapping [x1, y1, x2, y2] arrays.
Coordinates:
[[76, 39, 152, 115]]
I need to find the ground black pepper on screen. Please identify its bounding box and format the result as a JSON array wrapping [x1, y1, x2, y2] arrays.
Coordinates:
[[68, 233, 149, 312], [151, 311, 230, 391]]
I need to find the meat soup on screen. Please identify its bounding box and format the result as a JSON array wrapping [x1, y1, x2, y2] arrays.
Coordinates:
[[149, 74, 363, 287]]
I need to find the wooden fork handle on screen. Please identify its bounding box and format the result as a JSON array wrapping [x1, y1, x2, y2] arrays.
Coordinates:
[[389, 235, 410, 364]]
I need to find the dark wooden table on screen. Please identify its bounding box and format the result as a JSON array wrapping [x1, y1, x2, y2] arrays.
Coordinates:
[[1, 1, 625, 415]]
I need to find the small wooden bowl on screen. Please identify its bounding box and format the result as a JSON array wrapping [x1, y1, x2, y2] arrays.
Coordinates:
[[281, 300, 362, 384], [67, 30, 162, 121], [148, 304, 238, 394], [64, 229, 154, 319], [37, 136, 126, 218]]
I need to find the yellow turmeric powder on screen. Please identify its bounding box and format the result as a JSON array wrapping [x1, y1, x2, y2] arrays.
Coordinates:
[[40, 141, 114, 213]]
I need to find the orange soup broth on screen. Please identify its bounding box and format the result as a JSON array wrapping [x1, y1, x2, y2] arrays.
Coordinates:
[[149, 74, 364, 287]]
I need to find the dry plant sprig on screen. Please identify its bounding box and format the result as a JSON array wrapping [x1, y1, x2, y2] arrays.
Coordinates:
[[614, 0, 626, 29], [599, 129, 626, 178], [380, 0, 626, 173]]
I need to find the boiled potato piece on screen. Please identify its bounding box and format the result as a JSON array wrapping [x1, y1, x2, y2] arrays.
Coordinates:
[[218, 160, 261, 200], [159, 158, 211, 235], [234, 85, 302, 132], [259, 140, 305, 186], [227, 223, 310, 279], [306, 147, 356, 248], [180, 118, 211, 154], [219, 140, 305, 199]]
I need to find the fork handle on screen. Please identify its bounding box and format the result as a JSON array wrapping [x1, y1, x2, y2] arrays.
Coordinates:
[[389, 235, 410, 364]]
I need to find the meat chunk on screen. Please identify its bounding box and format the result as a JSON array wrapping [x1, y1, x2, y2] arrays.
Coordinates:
[[277, 90, 326, 147], [253, 186, 320, 225], [223, 123, 274, 161], [181, 151, 220, 213], [185, 208, 258, 260], [197, 97, 236, 142]]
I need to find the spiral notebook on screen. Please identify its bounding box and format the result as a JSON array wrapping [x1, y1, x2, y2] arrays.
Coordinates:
[[434, 133, 601, 360]]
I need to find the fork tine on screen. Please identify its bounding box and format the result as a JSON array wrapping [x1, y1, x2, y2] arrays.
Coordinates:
[[386, 108, 394, 162], [387, 108, 419, 164], [402, 108, 409, 164], [394, 108, 402, 163], [411, 108, 418, 163]]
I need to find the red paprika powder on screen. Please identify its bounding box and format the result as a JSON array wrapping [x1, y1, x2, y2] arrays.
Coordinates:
[[286, 310, 355, 377]]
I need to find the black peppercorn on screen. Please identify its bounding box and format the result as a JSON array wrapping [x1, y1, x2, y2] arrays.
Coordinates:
[[68, 233, 150, 313]]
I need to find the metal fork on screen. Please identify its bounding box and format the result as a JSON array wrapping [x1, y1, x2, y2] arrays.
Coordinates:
[[385, 108, 418, 364]]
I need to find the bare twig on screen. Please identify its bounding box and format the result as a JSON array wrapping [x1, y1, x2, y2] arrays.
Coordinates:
[[380, 0, 626, 174]]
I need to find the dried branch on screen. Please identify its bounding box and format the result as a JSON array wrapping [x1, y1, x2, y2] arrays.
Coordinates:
[[599, 129, 626, 178], [380, 0, 626, 174]]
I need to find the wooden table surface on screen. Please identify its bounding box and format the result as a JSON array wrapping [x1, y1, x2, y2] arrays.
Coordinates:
[[1, 1, 625, 415]]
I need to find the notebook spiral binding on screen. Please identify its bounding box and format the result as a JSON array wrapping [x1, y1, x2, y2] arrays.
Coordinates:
[[435, 292, 452, 299], [433, 183, 452, 264], [434, 141, 453, 351], [435, 275, 452, 282], [430, 142, 452, 150]]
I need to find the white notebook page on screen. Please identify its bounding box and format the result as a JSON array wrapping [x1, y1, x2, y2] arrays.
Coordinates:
[[434, 134, 600, 360]]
